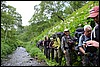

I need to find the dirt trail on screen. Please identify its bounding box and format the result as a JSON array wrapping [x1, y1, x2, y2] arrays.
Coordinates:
[[1, 47, 48, 66]]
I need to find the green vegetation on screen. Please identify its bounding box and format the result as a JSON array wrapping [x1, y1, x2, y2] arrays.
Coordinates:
[[1, 1, 23, 59], [29, 1, 99, 66], [24, 41, 59, 66], [32, 1, 99, 42], [1, 1, 99, 66]]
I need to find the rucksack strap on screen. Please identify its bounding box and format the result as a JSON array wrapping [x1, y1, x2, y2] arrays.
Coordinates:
[[81, 34, 85, 43], [91, 25, 99, 42]]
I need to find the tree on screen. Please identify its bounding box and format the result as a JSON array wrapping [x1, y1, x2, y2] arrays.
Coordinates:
[[27, 1, 88, 41], [1, 1, 22, 42], [67, 1, 88, 11]]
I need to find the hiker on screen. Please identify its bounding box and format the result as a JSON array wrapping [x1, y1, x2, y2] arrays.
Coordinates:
[[78, 25, 92, 66], [61, 29, 74, 66], [85, 6, 99, 66], [49, 37, 54, 60], [52, 34, 60, 62], [86, 6, 99, 48], [56, 32, 65, 65], [43, 36, 51, 59], [73, 27, 84, 55]]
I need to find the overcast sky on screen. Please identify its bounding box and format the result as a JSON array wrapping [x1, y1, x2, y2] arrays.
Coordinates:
[[6, 1, 41, 26]]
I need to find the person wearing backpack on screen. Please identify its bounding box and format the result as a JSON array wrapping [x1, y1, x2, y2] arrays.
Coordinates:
[[86, 6, 99, 48], [85, 6, 99, 66], [51, 34, 60, 62], [49, 37, 55, 60], [52, 32, 69, 65], [43, 36, 51, 59], [78, 25, 93, 66], [73, 28, 84, 56], [61, 29, 74, 66]]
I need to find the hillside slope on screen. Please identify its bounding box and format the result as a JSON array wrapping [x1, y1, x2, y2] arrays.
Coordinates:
[[33, 1, 99, 42], [28, 1, 99, 66]]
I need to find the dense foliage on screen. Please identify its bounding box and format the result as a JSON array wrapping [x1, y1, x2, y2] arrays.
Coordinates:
[[1, 1, 23, 59], [29, 1, 99, 66], [1, 1, 99, 66]]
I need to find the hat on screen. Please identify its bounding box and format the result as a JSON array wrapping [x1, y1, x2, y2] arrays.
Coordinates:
[[64, 29, 69, 32], [88, 6, 99, 18], [50, 38, 53, 40]]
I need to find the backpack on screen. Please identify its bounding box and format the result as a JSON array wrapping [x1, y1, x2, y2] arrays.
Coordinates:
[[36, 40, 43, 47], [74, 28, 84, 51], [75, 27, 84, 41], [56, 32, 65, 41]]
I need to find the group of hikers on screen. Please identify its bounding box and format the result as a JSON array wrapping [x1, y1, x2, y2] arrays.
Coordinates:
[[36, 6, 99, 66]]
